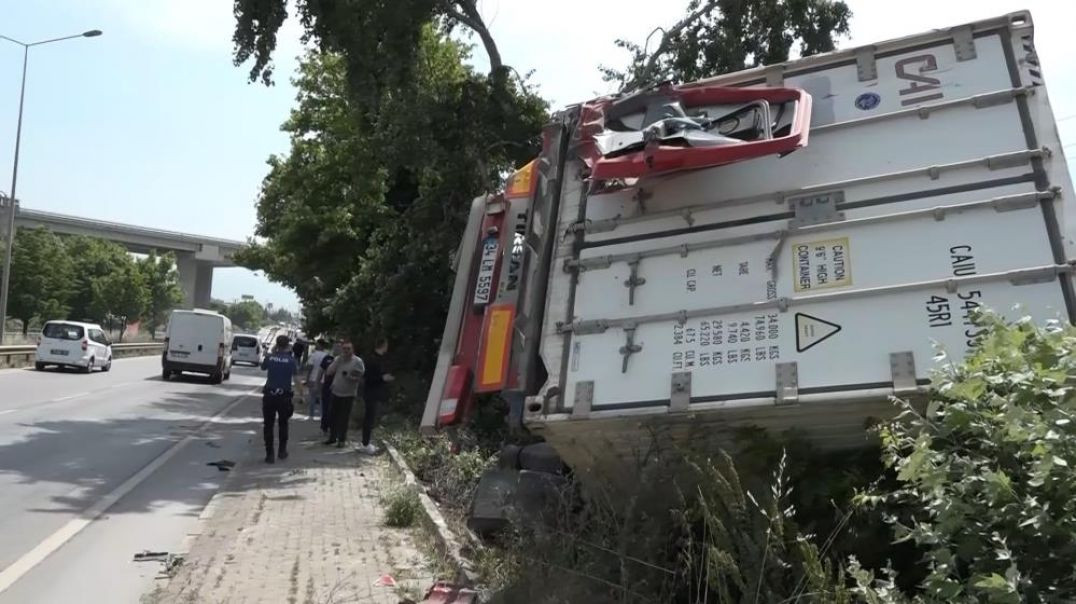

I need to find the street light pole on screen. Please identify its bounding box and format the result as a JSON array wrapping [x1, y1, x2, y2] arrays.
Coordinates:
[[0, 29, 101, 344]]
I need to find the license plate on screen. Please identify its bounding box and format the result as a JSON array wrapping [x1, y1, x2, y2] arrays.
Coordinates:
[[170, 350, 190, 357], [473, 236, 500, 306], [50, 349, 69, 356]]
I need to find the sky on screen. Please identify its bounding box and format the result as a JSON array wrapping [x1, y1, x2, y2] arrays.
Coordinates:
[[1, 1, 1074, 313]]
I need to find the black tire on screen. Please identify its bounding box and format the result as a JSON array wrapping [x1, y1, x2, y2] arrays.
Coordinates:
[[103, 357, 112, 372], [81, 358, 94, 374], [34, 362, 45, 371], [162, 368, 172, 381], [210, 372, 223, 385]]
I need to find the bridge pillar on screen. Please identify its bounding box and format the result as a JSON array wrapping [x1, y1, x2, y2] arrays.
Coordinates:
[[176, 253, 214, 309]]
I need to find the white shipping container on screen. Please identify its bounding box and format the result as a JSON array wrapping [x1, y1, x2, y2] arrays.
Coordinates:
[[520, 11, 1075, 481]]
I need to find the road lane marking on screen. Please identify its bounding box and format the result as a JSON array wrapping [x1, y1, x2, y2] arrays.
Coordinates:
[[0, 386, 261, 595], [0, 410, 16, 416]]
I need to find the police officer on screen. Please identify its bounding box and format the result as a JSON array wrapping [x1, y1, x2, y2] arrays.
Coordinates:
[[261, 334, 299, 463]]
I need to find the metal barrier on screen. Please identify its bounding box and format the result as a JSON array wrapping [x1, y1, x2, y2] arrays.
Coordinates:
[[0, 342, 164, 369]]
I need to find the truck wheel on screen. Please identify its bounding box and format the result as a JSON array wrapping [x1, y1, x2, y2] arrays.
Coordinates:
[[518, 443, 564, 474], [34, 362, 45, 371], [211, 372, 224, 385], [162, 369, 172, 381]]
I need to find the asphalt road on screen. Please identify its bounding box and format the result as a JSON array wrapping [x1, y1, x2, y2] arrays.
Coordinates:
[[0, 356, 273, 603]]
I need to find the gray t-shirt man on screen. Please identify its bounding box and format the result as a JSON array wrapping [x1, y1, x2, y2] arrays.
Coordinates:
[[327, 354, 365, 398]]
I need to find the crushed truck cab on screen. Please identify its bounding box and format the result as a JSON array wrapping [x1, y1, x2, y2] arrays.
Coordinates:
[[425, 11, 1076, 487]]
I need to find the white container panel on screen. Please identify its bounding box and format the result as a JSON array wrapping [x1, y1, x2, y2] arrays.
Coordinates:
[[575, 203, 1054, 322], [564, 279, 1066, 409], [582, 176, 1037, 246], [583, 101, 1030, 242], [789, 33, 1013, 128]]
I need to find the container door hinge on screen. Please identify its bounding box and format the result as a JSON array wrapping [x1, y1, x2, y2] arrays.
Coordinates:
[[775, 362, 799, 405], [572, 381, 593, 418], [890, 352, 918, 394], [619, 325, 642, 373], [855, 47, 877, 82], [952, 25, 977, 62], [788, 191, 846, 228], [624, 259, 646, 305], [670, 371, 691, 412]]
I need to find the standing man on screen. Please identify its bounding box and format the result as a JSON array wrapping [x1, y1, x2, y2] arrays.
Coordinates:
[[360, 338, 394, 454], [319, 341, 339, 435], [292, 336, 309, 367], [260, 334, 298, 464], [305, 339, 329, 420], [291, 337, 309, 401], [324, 340, 364, 448]]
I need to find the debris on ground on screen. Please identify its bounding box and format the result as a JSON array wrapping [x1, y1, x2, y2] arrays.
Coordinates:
[[420, 582, 478, 604], [133, 550, 185, 578], [206, 460, 236, 471], [133, 551, 170, 562], [373, 574, 398, 587]]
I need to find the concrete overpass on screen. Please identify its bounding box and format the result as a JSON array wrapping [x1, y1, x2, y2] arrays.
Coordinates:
[[13, 207, 245, 308]]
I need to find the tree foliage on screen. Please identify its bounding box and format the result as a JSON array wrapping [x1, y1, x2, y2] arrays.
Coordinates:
[[4, 230, 183, 338], [235, 27, 545, 371], [225, 299, 266, 331], [861, 315, 1076, 602], [138, 251, 184, 335], [6, 228, 75, 335], [601, 0, 852, 90], [233, 0, 506, 88], [89, 262, 148, 341]]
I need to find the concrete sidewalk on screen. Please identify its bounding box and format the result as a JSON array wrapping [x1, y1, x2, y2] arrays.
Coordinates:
[[146, 414, 436, 604]]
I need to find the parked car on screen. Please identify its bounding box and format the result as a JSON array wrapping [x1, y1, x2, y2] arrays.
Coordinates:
[[231, 334, 261, 366], [162, 309, 233, 383], [35, 321, 112, 373]]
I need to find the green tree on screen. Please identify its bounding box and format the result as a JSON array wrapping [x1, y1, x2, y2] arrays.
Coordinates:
[[225, 299, 266, 331], [601, 0, 852, 90], [89, 262, 148, 341], [234, 28, 545, 371], [138, 251, 184, 337], [267, 306, 294, 325], [6, 228, 75, 335], [233, 0, 507, 86], [65, 236, 136, 322]]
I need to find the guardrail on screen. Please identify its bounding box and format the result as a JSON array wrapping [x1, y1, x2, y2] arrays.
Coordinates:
[[0, 342, 165, 369]]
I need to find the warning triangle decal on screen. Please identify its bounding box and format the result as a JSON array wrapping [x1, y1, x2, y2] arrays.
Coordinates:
[[795, 313, 842, 352]]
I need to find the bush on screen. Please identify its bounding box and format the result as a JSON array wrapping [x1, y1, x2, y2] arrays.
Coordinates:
[[386, 428, 495, 516], [866, 315, 1076, 601], [383, 487, 423, 528], [482, 449, 857, 603]]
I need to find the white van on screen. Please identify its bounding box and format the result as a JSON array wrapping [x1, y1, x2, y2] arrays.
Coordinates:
[[35, 320, 113, 373], [162, 309, 233, 383], [231, 333, 262, 366]]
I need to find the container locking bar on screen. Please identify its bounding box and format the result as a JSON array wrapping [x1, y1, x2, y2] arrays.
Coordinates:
[[624, 258, 646, 305], [619, 325, 642, 373]]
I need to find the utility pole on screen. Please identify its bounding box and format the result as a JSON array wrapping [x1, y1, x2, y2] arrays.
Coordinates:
[[0, 30, 102, 343]]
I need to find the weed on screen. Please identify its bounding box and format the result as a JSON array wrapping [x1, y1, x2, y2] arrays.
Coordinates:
[[383, 487, 423, 528]]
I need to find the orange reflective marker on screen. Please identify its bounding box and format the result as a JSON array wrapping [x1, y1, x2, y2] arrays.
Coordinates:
[[475, 304, 515, 391], [505, 159, 537, 199]]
